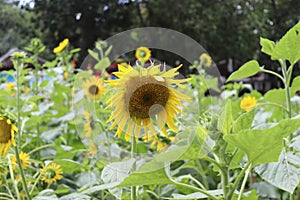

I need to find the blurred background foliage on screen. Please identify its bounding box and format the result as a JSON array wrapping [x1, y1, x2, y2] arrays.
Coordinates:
[[1, 0, 300, 70]]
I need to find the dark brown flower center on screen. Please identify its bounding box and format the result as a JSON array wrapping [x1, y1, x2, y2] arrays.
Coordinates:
[[0, 120, 12, 143], [124, 76, 169, 119], [89, 85, 99, 95]]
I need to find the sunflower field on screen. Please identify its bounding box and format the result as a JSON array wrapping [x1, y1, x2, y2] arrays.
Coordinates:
[[1, 19, 300, 200]]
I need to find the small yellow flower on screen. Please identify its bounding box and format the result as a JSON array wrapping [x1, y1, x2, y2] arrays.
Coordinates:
[[6, 83, 15, 92], [11, 152, 31, 170], [135, 47, 151, 62], [83, 77, 106, 100], [199, 53, 212, 67], [63, 71, 68, 80], [240, 96, 257, 112], [41, 163, 63, 184], [53, 38, 69, 53], [0, 115, 17, 156]]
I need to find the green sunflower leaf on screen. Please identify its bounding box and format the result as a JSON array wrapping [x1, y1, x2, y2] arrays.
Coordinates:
[[260, 37, 275, 57], [291, 76, 300, 95], [224, 118, 300, 165], [226, 60, 261, 82], [271, 22, 300, 64], [255, 149, 300, 193], [217, 100, 233, 135], [264, 88, 286, 104]]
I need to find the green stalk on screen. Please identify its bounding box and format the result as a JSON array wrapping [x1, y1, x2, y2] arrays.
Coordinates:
[[237, 163, 252, 200], [131, 133, 137, 200], [15, 60, 32, 200], [280, 59, 292, 118], [226, 162, 252, 200], [8, 157, 20, 200]]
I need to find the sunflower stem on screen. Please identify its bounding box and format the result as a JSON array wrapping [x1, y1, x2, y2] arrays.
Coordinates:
[[8, 156, 20, 200], [131, 132, 137, 200], [14, 58, 32, 200]]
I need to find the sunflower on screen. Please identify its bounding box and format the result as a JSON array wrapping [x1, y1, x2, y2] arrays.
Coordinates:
[[135, 47, 151, 62], [199, 53, 212, 67], [6, 82, 15, 92], [83, 77, 106, 100], [0, 115, 17, 156], [240, 96, 257, 112], [106, 63, 191, 142], [53, 38, 69, 53], [41, 163, 63, 184], [11, 152, 31, 170], [83, 111, 95, 138]]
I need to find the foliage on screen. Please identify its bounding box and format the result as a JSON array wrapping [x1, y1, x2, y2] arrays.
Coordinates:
[[0, 20, 300, 200]]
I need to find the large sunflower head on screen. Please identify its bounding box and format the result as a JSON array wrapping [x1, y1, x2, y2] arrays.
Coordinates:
[[0, 115, 17, 156], [41, 163, 63, 184], [83, 77, 106, 100], [135, 47, 151, 62], [11, 152, 31, 170], [106, 63, 191, 143]]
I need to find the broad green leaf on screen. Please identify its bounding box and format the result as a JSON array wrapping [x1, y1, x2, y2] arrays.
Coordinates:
[[54, 184, 70, 195], [117, 161, 172, 187], [224, 118, 300, 165], [227, 60, 261, 82], [33, 189, 58, 200], [260, 37, 275, 56], [217, 100, 233, 135], [264, 88, 286, 104], [232, 110, 255, 133], [255, 149, 300, 193], [94, 57, 111, 70], [53, 159, 80, 174], [101, 159, 135, 199], [272, 22, 300, 64], [88, 49, 99, 60], [291, 76, 300, 95]]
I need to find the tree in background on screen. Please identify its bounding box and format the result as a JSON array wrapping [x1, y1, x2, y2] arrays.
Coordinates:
[[1, 0, 300, 73], [0, 0, 36, 55]]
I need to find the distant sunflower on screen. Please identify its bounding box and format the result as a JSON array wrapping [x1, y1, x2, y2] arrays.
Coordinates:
[[200, 53, 212, 67], [240, 96, 257, 112], [41, 163, 63, 184], [11, 152, 31, 170], [106, 63, 191, 142], [83, 111, 95, 138], [83, 77, 106, 100], [6, 83, 15, 92], [53, 38, 69, 53], [135, 47, 151, 62], [0, 115, 17, 156]]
